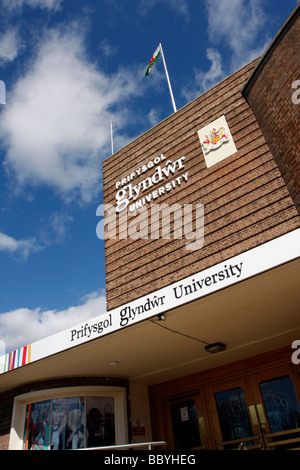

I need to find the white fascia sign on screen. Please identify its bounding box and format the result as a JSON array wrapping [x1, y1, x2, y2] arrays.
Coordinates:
[[114, 153, 188, 213], [1, 228, 299, 373]]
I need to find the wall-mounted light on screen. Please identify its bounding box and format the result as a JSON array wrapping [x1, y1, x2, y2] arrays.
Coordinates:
[[157, 314, 166, 321], [205, 342, 226, 354], [109, 361, 119, 366]]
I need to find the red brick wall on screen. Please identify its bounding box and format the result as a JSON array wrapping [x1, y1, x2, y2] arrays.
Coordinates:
[[243, 6, 300, 214], [103, 58, 300, 311]]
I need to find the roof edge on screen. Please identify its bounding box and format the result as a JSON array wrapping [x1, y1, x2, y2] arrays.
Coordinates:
[[103, 57, 259, 165], [242, 3, 300, 97]]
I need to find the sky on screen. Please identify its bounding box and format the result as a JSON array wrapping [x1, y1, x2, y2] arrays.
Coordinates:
[[0, 0, 298, 355]]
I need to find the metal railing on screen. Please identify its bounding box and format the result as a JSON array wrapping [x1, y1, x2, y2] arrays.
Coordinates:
[[218, 428, 300, 450], [218, 434, 262, 450], [263, 427, 300, 450], [77, 428, 300, 450], [79, 441, 167, 450]]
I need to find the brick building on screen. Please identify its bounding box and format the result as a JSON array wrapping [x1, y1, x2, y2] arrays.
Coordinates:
[[0, 5, 299, 451]]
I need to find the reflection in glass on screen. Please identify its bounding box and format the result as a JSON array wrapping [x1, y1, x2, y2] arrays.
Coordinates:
[[86, 397, 115, 448], [65, 397, 85, 449], [215, 387, 252, 448], [260, 375, 300, 433], [51, 400, 67, 450], [23, 400, 51, 450], [23, 396, 115, 450]]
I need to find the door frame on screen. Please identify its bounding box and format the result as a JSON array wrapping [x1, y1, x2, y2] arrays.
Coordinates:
[[249, 364, 300, 430], [204, 364, 300, 449], [149, 346, 300, 450], [163, 388, 214, 450], [248, 364, 300, 449], [205, 376, 263, 449]]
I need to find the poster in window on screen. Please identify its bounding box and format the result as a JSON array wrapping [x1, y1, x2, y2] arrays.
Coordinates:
[[23, 400, 51, 450]]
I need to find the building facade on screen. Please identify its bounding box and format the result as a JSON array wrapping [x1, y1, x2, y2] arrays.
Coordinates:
[[0, 5, 299, 451]]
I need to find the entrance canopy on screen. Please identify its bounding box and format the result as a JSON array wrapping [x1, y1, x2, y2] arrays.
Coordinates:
[[0, 250, 299, 393]]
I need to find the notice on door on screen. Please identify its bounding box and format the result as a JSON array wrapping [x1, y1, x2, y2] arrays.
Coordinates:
[[180, 407, 189, 422], [132, 418, 146, 436]]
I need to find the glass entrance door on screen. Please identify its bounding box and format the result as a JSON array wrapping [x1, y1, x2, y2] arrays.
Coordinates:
[[207, 377, 263, 450], [207, 365, 300, 450], [214, 386, 253, 446], [166, 392, 212, 450], [249, 365, 300, 449], [259, 375, 300, 432], [165, 365, 300, 450], [170, 399, 201, 450]]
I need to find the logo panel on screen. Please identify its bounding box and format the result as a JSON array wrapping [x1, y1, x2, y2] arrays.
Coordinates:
[[197, 115, 237, 168]]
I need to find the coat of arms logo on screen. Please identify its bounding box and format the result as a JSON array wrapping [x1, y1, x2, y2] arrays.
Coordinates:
[[200, 127, 230, 154], [197, 115, 237, 168]]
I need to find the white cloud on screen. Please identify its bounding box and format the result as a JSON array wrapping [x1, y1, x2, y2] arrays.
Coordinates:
[[147, 108, 161, 128], [205, 0, 269, 69], [0, 210, 74, 260], [182, 48, 225, 101], [0, 26, 143, 203], [38, 210, 73, 246], [181, 0, 270, 100], [138, 0, 189, 22], [99, 39, 117, 58], [0, 28, 22, 65], [2, 0, 62, 11], [0, 290, 107, 353], [0, 231, 41, 259]]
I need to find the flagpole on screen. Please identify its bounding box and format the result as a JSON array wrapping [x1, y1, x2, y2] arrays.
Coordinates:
[[110, 120, 114, 155], [159, 43, 177, 113]]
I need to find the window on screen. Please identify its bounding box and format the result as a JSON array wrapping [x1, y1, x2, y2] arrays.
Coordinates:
[[259, 375, 300, 433], [215, 387, 253, 447], [10, 386, 127, 450]]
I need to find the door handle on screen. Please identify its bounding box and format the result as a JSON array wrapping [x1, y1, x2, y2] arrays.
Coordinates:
[[249, 405, 259, 425], [199, 416, 206, 436], [256, 404, 267, 426]]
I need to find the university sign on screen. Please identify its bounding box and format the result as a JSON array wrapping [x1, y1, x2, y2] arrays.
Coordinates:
[[114, 112, 236, 214], [1, 228, 299, 374], [114, 113, 236, 215], [115, 153, 188, 213], [96, 114, 239, 250], [97, 150, 205, 250]]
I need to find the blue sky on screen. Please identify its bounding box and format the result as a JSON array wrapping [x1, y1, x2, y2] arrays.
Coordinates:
[[0, 0, 298, 354]]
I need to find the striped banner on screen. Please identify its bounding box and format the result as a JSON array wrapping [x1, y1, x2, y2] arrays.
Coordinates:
[[2, 344, 31, 372]]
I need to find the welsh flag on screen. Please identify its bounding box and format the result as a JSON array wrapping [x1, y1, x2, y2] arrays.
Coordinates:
[[145, 45, 161, 76]]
